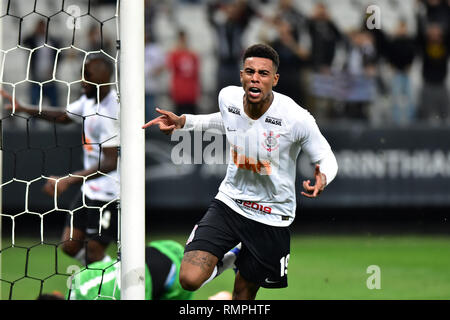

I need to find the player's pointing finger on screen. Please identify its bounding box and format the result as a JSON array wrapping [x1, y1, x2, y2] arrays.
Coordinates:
[[155, 107, 172, 116], [142, 117, 163, 129]]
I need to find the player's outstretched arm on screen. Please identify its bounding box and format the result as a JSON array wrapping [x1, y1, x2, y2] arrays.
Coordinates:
[[142, 107, 186, 135], [0, 89, 71, 123], [42, 146, 118, 197]]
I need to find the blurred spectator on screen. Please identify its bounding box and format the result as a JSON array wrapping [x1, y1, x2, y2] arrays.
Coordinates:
[[144, 34, 166, 122], [416, 23, 449, 123], [345, 30, 377, 79], [341, 30, 378, 120], [361, 9, 389, 63], [386, 20, 417, 125], [361, 10, 391, 125], [167, 30, 200, 116], [23, 20, 60, 107], [263, 0, 308, 106], [308, 2, 341, 73], [307, 2, 342, 119], [418, 0, 450, 30], [269, 17, 308, 105], [145, 0, 165, 44], [207, 0, 258, 97], [275, 0, 308, 44]]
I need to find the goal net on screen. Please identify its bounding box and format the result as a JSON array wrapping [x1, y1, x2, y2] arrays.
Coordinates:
[[0, 0, 145, 300]]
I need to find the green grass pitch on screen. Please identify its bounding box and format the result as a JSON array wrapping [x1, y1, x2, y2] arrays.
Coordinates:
[[1, 234, 450, 300]]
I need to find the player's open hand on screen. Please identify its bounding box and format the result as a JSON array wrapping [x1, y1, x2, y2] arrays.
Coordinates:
[[301, 164, 327, 198], [142, 108, 185, 135], [0, 89, 23, 113]]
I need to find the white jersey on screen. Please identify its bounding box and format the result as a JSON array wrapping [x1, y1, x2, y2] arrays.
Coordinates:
[[183, 86, 334, 227], [66, 90, 120, 202]]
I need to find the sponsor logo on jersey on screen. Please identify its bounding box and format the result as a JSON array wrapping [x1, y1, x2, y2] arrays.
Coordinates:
[[231, 148, 272, 175], [227, 106, 241, 115], [265, 116, 282, 126], [261, 131, 280, 152], [234, 199, 272, 214]]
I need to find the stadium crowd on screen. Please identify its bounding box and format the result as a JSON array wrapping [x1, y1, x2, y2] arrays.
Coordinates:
[[144, 0, 449, 127]]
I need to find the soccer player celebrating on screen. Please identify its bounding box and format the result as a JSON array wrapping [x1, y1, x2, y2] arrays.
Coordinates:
[[143, 44, 338, 300]]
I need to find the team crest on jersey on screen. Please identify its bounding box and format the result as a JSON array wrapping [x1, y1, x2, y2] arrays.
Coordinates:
[[262, 131, 280, 152], [227, 106, 241, 115]]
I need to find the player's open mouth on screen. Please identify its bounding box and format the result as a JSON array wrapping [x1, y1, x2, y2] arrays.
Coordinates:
[[248, 87, 261, 98]]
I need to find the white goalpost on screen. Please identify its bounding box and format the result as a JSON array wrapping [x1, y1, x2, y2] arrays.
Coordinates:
[[0, 0, 3, 299], [118, 0, 146, 300]]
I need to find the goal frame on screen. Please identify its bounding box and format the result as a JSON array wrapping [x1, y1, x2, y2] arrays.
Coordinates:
[[118, 0, 146, 300]]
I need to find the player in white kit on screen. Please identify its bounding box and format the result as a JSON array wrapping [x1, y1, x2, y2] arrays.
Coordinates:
[[1, 55, 119, 264], [143, 44, 338, 299]]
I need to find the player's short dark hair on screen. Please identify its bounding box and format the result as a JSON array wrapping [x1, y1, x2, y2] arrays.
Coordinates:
[[242, 44, 280, 71]]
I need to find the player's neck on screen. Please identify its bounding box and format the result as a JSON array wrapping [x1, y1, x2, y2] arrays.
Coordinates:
[[243, 92, 273, 120]]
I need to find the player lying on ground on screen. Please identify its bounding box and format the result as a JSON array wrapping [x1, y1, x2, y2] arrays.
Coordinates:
[[65, 240, 238, 300], [143, 43, 338, 300]]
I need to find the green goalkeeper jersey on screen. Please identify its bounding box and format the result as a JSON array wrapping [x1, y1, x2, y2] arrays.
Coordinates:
[[67, 240, 193, 300]]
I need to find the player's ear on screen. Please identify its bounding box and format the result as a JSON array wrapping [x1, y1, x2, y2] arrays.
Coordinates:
[[273, 73, 279, 87], [239, 69, 244, 84]]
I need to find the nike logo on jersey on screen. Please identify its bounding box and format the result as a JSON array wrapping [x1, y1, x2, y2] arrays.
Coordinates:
[[227, 127, 237, 132], [227, 106, 241, 115], [265, 116, 282, 126]]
